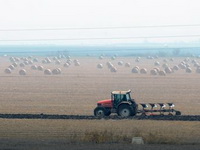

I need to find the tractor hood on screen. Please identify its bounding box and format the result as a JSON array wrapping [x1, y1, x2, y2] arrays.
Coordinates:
[[97, 99, 113, 108]]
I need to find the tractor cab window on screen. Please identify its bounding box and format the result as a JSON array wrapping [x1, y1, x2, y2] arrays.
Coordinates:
[[113, 94, 127, 105]]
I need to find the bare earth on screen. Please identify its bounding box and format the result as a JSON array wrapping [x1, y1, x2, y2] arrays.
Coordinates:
[[0, 56, 200, 149]]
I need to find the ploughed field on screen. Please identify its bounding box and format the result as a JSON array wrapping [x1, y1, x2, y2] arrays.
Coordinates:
[[0, 55, 200, 149]]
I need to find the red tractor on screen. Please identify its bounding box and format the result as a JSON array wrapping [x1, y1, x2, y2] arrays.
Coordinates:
[[94, 90, 181, 117]]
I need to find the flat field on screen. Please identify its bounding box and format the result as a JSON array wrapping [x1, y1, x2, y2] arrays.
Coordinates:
[[0, 56, 200, 149]]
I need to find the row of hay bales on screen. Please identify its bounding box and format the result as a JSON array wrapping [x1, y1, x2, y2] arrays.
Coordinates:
[[4, 56, 80, 75]]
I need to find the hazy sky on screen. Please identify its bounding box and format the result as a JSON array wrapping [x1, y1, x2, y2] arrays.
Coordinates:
[[0, 0, 200, 45]]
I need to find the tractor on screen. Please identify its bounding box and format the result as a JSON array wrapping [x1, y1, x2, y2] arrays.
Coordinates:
[[94, 90, 181, 117]]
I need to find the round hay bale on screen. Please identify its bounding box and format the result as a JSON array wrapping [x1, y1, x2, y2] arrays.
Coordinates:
[[45, 57, 51, 63], [55, 60, 61, 65], [186, 67, 192, 73], [135, 58, 140, 62], [170, 58, 174, 61], [99, 56, 104, 60], [74, 61, 80, 66], [19, 63, 25, 67], [4, 68, 12, 74], [118, 61, 123, 66], [12, 62, 18, 67], [192, 59, 197, 64], [107, 62, 113, 69], [97, 64, 103, 69], [178, 63, 186, 69], [185, 63, 190, 68], [110, 67, 117, 72], [52, 68, 61, 75], [9, 57, 15, 62], [53, 57, 58, 60], [111, 56, 116, 60], [173, 65, 179, 71], [132, 67, 139, 73], [154, 61, 160, 66], [153, 67, 160, 72], [165, 67, 172, 74], [42, 60, 47, 64], [38, 66, 44, 71], [194, 63, 200, 67], [33, 58, 38, 62], [140, 68, 147, 74], [66, 56, 71, 59], [24, 61, 29, 65], [15, 57, 20, 62], [31, 65, 38, 70], [28, 60, 33, 65], [125, 63, 131, 67], [44, 69, 52, 75], [162, 63, 168, 68], [8, 65, 15, 70], [64, 63, 70, 68], [159, 70, 166, 76], [74, 59, 79, 63], [19, 69, 27, 75], [150, 69, 157, 75]]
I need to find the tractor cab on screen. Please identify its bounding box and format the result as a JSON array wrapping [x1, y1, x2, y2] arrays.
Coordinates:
[[111, 90, 132, 107]]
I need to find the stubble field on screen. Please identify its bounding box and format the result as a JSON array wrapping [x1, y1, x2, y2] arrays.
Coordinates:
[[0, 55, 199, 149]]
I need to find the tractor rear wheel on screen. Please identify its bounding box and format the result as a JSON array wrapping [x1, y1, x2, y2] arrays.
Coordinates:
[[118, 105, 133, 117], [94, 107, 107, 117]]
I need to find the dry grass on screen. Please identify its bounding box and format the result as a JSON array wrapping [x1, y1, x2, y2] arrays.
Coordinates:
[[0, 119, 199, 144]]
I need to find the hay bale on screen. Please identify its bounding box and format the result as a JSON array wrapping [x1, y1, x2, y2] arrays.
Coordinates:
[[140, 68, 147, 74], [99, 56, 104, 60], [125, 63, 131, 67], [64, 63, 70, 68], [154, 61, 160, 66], [135, 58, 140, 62], [8, 65, 15, 70], [97, 64, 103, 69], [74, 61, 80, 66], [24, 61, 29, 65], [28, 60, 33, 65], [19, 63, 25, 67], [173, 65, 179, 71], [111, 56, 116, 60], [162, 63, 168, 68], [33, 58, 38, 62], [132, 67, 139, 73], [45, 57, 51, 63], [186, 67, 192, 73], [37, 66, 44, 71], [55, 60, 61, 65], [19, 69, 27, 75], [31, 65, 38, 70], [12, 62, 18, 67], [170, 58, 174, 61], [178, 63, 186, 69], [107, 62, 113, 68], [52, 68, 61, 75], [159, 70, 166, 76], [150, 69, 157, 75], [44, 69, 52, 75], [42, 60, 47, 64], [118, 61, 123, 66], [110, 67, 117, 72], [165, 67, 172, 74], [153, 67, 160, 72], [4, 68, 12, 74]]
